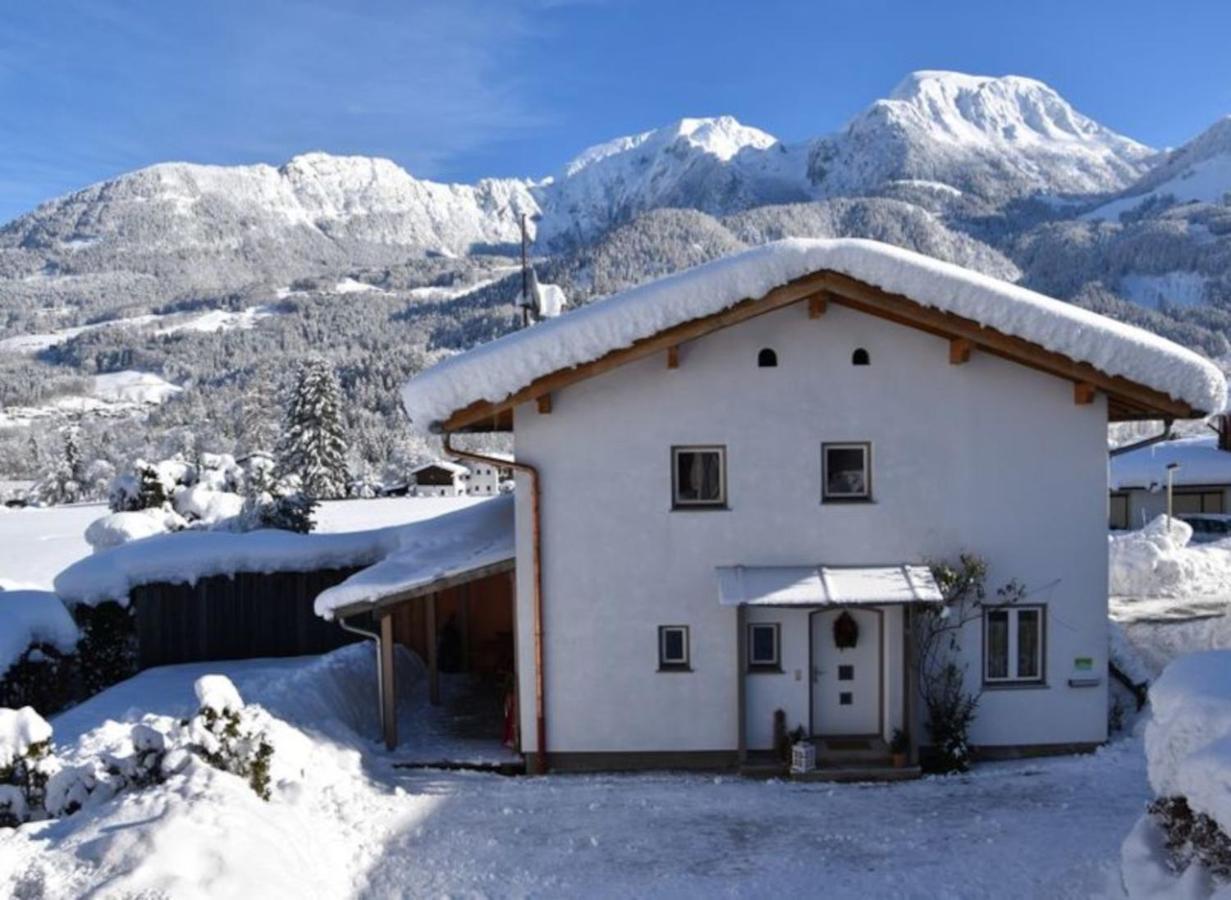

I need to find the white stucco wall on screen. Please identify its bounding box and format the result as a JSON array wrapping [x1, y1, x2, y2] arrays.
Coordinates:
[[512, 300, 1110, 756]]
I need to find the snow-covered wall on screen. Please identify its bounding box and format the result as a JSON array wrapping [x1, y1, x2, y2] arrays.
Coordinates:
[[513, 300, 1111, 757]]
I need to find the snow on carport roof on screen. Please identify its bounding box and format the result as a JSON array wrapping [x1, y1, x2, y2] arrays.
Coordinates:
[[313, 494, 513, 619], [400, 238, 1227, 431]]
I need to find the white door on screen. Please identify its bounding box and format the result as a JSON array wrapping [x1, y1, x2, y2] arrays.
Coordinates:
[[811, 608, 882, 736]]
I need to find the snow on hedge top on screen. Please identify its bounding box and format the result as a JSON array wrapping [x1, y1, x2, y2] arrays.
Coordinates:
[[314, 493, 513, 618], [194, 675, 244, 714], [0, 590, 79, 677], [0, 707, 52, 768], [400, 238, 1226, 430], [1145, 650, 1231, 833], [54, 496, 513, 616], [1110, 435, 1231, 490]]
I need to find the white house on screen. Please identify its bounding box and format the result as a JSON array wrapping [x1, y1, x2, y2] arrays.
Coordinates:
[[464, 453, 514, 496], [410, 461, 468, 497], [1109, 423, 1231, 530], [369, 238, 1223, 774]]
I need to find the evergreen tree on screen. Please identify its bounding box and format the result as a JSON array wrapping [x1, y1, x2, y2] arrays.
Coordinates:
[[276, 358, 349, 499]]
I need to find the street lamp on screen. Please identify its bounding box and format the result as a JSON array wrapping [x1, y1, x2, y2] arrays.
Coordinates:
[[1166, 462, 1182, 531]]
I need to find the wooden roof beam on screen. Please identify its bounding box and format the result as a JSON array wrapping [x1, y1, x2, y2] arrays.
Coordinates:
[[808, 294, 828, 319], [1074, 382, 1097, 406], [667, 345, 679, 369], [949, 338, 973, 365]]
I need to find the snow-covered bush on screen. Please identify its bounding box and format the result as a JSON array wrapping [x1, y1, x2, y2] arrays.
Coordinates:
[[186, 676, 275, 801], [1122, 651, 1231, 896], [0, 707, 54, 827], [85, 507, 188, 552], [239, 457, 316, 534]]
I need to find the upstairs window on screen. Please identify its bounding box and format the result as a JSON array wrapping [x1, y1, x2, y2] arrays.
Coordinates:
[[757, 348, 778, 368], [658, 625, 690, 670], [822, 443, 871, 502], [985, 606, 1044, 684], [672, 446, 727, 509]]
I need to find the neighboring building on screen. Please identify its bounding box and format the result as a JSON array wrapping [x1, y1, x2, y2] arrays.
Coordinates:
[[340, 239, 1223, 773], [410, 461, 468, 497], [1109, 425, 1231, 530], [464, 454, 514, 496], [0, 480, 34, 508]]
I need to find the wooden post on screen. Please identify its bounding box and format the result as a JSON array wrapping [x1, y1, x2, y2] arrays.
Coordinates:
[[426, 594, 440, 706], [903, 608, 917, 767], [736, 604, 747, 767], [380, 613, 398, 750], [458, 582, 471, 673]]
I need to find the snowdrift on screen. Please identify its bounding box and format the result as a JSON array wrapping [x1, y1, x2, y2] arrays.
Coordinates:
[[1109, 515, 1231, 599]]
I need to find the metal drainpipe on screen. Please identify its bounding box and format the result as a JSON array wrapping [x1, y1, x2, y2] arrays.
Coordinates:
[[337, 614, 385, 743], [443, 431, 548, 774]]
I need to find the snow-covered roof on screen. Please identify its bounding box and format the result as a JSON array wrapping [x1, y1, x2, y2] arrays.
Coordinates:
[[314, 494, 513, 618], [716, 564, 943, 608], [411, 460, 469, 476], [400, 239, 1226, 432], [1111, 435, 1231, 490]]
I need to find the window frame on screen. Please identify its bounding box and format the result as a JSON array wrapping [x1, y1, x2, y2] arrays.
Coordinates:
[[822, 442, 873, 503], [746, 622, 781, 671], [983, 605, 1046, 686], [658, 625, 691, 671], [671, 445, 728, 510]]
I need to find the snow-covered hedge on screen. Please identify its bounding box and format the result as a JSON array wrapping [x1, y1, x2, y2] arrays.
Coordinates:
[[0, 674, 275, 829], [0, 591, 81, 716], [1122, 651, 1231, 895]]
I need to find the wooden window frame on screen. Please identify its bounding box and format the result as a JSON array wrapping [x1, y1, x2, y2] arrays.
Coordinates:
[[658, 625, 691, 671], [983, 605, 1046, 687], [746, 622, 781, 671], [822, 442, 872, 503], [671, 445, 728, 510]]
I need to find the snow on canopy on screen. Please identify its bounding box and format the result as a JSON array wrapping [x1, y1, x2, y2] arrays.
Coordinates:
[[314, 493, 513, 619], [1110, 435, 1231, 490], [0, 590, 79, 677], [54, 496, 511, 610], [400, 238, 1227, 431]]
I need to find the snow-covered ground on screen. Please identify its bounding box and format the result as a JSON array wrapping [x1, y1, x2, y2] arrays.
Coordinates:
[[0, 496, 479, 592], [0, 645, 1151, 899]]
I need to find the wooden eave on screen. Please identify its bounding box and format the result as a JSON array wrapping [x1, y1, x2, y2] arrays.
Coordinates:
[[439, 269, 1203, 432]]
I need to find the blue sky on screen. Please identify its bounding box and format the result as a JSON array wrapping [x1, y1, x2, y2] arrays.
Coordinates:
[[1, 0, 1229, 222]]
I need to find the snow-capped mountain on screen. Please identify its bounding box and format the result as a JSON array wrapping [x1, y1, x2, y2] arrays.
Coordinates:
[[1087, 116, 1231, 220], [1, 153, 539, 289], [532, 116, 806, 247], [806, 71, 1155, 202]]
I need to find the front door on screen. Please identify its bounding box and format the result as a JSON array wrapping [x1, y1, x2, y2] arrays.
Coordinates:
[[811, 608, 882, 736]]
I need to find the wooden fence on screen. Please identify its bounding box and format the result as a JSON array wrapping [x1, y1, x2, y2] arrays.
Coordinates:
[[129, 567, 365, 669]]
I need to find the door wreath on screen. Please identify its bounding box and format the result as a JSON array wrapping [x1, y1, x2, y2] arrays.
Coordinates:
[[833, 611, 859, 650]]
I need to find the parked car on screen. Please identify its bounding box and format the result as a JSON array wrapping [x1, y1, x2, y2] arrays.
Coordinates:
[[1178, 514, 1231, 543]]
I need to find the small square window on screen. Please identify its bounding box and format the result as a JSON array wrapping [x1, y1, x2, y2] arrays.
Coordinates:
[[672, 446, 726, 508], [823, 443, 871, 502], [658, 625, 690, 670], [838, 664, 854, 681], [839, 692, 853, 706], [747, 623, 780, 669]]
